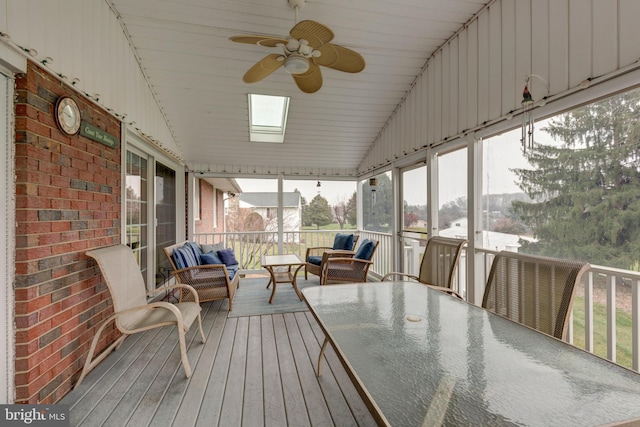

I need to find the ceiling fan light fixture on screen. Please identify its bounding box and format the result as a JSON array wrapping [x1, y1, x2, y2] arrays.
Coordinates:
[[284, 56, 310, 74]]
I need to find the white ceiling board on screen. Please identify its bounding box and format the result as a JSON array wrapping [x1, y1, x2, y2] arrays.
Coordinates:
[[109, 0, 488, 175]]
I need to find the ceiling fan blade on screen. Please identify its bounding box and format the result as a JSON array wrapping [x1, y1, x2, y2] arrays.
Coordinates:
[[243, 54, 284, 83], [293, 61, 323, 93], [290, 20, 334, 49], [229, 35, 288, 48], [316, 43, 365, 73]]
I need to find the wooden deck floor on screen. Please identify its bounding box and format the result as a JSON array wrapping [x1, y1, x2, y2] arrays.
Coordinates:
[[60, 299, 377, 427]]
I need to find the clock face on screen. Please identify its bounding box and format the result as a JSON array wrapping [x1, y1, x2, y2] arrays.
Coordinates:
[[55, 97, 81, 135]]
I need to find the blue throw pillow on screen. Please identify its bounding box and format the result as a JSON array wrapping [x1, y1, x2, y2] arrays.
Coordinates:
[[217, 248, 239, 266], [183, 242, 203, 265], [332, 233, 355, 250], [200, 251, 223, 265], [354, 239, 375, 260], [308, 255, 322, 266], [172, 247, 199, 269]]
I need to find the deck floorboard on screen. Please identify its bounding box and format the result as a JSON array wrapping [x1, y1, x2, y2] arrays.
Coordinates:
[[61, 298, 376, 426]]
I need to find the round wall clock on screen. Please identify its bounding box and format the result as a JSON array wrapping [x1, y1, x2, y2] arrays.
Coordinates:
[[55, 96, 81, 135]]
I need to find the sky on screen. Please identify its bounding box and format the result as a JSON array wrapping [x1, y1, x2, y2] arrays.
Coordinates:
[[236, 178, 356, 205]]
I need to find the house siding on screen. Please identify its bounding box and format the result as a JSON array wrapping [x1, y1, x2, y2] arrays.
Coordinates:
[[14, 61, 121, 403]]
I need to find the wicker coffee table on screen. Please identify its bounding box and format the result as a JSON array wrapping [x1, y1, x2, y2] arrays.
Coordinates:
[[261, 254, 305, 304]]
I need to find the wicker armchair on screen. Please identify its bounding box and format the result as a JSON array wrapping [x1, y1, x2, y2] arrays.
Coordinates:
[[321, 239, 379, 285], [382, 236, 467, 298], [305, 233, 358, 283], [482, 251, 590, 340], [164, 241, 239, 309]]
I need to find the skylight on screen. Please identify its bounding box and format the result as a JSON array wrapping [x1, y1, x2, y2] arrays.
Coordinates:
[[248, 94, 290, 143]]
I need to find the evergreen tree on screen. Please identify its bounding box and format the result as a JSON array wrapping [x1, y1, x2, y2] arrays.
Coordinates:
[[512, 90, 640, 269], [346, 192, 357, 226], [300, 195, 313, 227], [308, 194, 334, 229]]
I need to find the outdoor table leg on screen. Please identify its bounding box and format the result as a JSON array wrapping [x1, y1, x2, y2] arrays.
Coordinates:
[[267, 266, 278, 303], [291, 264, 304, 301]]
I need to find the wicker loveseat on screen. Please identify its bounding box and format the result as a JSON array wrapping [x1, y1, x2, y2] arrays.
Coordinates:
[[163, 241, 240, 309]]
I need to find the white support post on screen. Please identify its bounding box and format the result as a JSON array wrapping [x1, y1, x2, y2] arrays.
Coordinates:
[[468, 134, 483, 306], [391, 166, 401, 273], [277, 175, 284, 254], [427, 147, 438, 237]]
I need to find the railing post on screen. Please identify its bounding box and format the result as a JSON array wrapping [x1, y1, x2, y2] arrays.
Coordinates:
[[607, 275, 616, 363], [585, 273, 594, 353], [633, 279, 639, 371]]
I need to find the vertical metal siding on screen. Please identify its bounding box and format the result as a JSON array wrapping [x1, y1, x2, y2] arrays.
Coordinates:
[[531, 1, 550, 101], [3, 0, 181, 158], [448, 38, 460, 138], [457, 30, 468, 133], [466, 19, 479, 132], [441, 45, 451, 138], [569, 0, 592, 87], [477, 10, 490, 125], [359, 0, 640, 174], [488, 5, 502, 120], [592, 0, 618, 78], [619, 0, 640, 66]]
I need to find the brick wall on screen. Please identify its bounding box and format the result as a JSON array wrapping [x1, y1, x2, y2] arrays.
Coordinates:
[[194, 180, 226, 243], [195, 179, 217, 234], [14, 62, 122, 403]]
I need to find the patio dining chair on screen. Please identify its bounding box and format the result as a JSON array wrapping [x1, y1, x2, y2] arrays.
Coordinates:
[[482, 251, 590, 340], [304, 233, 359, 283], [77, 244, 206, 388], [382, 236, 468, 299]]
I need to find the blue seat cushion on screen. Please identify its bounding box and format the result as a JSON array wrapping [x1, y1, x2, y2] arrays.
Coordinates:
[[172, 246, 199, 269], [308, 255, 322, 266], [332, 233, 355, 250], [200, 251, 223, 265], [355, 239, 376, 260], [217, 248, 239, 266]]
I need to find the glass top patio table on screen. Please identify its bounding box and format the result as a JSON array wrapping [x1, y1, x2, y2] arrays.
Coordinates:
[[302, 281, 640, 427]]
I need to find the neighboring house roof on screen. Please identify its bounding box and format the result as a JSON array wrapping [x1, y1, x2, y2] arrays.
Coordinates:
[[439, 217, 537, 252], [239, 192, 300, 208]]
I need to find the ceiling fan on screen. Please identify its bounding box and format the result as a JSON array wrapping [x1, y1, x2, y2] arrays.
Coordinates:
[[229, 0, 365, 93]]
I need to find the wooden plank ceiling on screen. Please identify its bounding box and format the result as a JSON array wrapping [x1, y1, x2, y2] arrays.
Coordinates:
[[109, 0, 487, 175]]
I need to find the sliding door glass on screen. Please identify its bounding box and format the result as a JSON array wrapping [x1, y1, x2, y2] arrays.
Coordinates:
[[155, 162, 176, 286], [126, 150, 149, 284]]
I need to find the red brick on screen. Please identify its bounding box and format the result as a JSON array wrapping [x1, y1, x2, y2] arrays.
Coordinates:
[[50, 199, 70, 210], [50, 222, 71, 233], [15, 295, 51, 316]]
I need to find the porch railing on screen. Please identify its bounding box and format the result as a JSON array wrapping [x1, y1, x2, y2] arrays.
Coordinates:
[[194, 230, 393, 278], [193, 230, 639, 372]]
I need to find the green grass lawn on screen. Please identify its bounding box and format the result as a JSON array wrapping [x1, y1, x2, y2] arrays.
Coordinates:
[[572, 296, 633, 369], [302, 224, 356, 230]]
